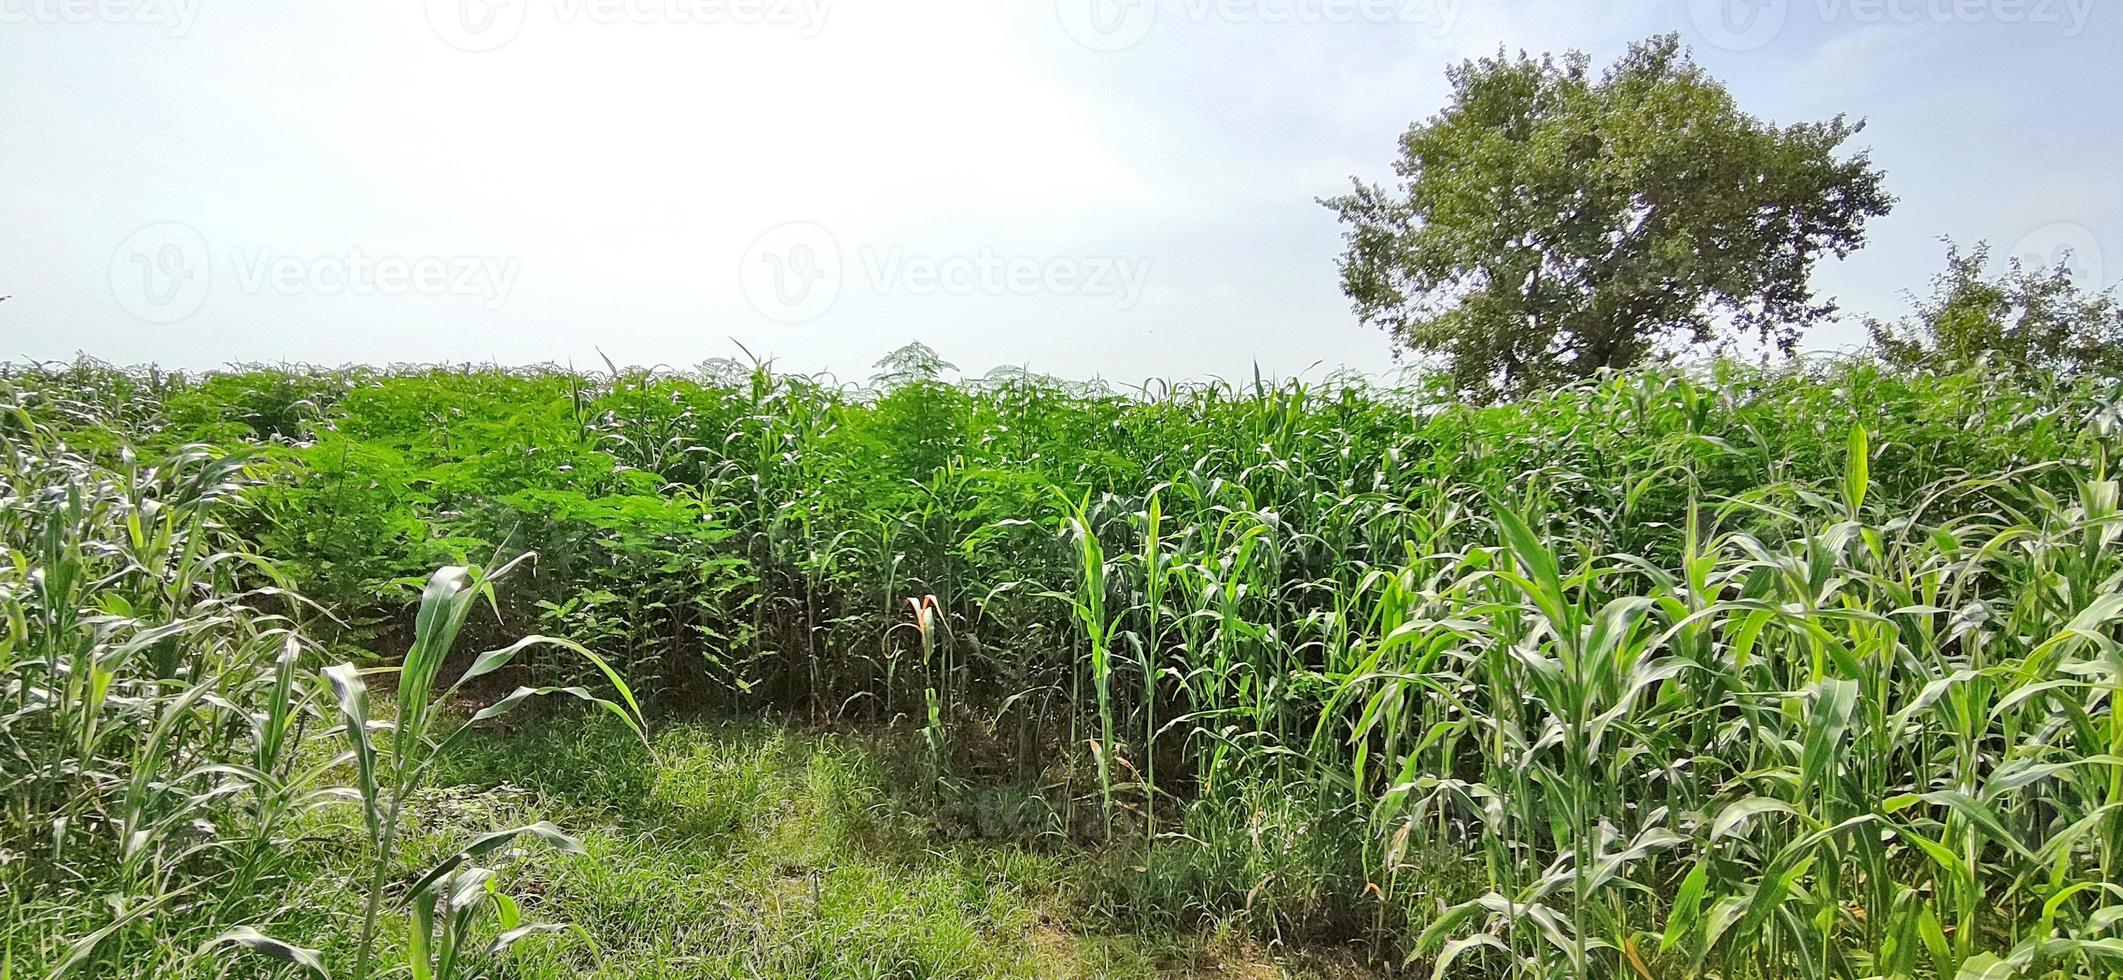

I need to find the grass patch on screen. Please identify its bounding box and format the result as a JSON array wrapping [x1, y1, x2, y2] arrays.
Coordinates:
[[359, 712, 1382, 979]]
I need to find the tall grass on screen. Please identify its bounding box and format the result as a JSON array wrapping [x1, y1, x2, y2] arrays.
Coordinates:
[[0, 381, 644, 978], [5, 355, 2120, 975], [0, 400, 321, 976]]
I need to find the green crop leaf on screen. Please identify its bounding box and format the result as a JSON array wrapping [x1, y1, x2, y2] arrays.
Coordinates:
[[202, 927, 329, 977]]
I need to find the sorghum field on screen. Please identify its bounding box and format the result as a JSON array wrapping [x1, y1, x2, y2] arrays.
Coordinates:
[[5, 352, 2122, 978]]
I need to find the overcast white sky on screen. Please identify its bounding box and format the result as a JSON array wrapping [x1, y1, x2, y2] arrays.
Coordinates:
[[3, 0, 2116, 382]]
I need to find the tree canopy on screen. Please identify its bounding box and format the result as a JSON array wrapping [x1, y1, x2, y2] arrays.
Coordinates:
[[1869, 241, 2123, 379], [1326, 34, 1893, 400]]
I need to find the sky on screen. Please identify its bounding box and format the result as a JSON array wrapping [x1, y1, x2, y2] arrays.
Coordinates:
[[2, 0, 2116, 384]]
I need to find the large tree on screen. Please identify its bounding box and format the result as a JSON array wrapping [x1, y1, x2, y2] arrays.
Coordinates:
[[1326, 35, 1892, 399]]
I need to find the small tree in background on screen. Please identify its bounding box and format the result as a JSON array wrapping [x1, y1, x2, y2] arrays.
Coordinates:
[[1870, 241, 2123, 378], [870, 340, 959, 390], [1326, 34, 1893, 400]]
